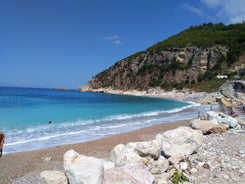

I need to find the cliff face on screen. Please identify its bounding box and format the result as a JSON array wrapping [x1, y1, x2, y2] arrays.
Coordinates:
[[82, 45, 228, 91], [80, 23, 245, 92]]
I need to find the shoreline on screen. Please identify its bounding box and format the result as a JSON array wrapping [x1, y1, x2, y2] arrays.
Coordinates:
[[0, 88, 220, 183], [0, 120, 190, 183], [2, 89, 210, 155]]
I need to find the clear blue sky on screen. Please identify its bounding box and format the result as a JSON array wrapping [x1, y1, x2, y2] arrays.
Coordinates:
[[1, 0, 245, 89]]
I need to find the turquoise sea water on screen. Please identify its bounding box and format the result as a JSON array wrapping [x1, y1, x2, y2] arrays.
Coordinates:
[[0, 87, 210, 154]]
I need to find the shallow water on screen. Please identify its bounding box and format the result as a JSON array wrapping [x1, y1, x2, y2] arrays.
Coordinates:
[[0, 86, 211, 153]]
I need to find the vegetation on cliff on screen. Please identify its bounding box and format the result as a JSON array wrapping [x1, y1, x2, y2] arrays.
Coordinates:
[[85, 23, 245, 92]]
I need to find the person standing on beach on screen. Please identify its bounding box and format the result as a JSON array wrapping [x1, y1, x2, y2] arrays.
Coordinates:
[[0, 132, 5, 157]]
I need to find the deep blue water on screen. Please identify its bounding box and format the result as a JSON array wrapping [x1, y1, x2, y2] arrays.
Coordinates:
[[0, 87, 210, 154]]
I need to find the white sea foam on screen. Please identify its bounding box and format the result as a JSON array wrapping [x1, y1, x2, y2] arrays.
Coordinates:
[[3, 102, 213, 154]]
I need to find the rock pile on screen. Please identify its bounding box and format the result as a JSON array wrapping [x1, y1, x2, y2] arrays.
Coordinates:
[[39, 111, 245, 184]]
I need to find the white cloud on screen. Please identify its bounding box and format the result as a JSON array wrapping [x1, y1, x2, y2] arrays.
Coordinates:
[[201, 0, 245, 23], [187, 5, 203, 16], [102, 35, 123, 45], [102, 35, 119, 40], [182, 4, 203, 16], [113, 40, 122, 45], [200, 0, 222, 9]]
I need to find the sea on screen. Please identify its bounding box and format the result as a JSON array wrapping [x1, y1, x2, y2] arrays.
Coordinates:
[[0, 86, 213, 154]]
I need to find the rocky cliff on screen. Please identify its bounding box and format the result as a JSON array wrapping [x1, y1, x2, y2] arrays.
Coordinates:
[[80, 23, 245, 92]]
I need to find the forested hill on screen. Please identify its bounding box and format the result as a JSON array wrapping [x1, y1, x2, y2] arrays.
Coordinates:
[[81, 23, 245, 92]]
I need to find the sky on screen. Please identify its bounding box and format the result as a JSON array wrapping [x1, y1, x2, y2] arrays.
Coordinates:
[[1, 0, 245, 89]]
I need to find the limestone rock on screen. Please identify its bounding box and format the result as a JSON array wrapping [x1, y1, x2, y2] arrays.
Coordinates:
[[104, 164, 154, 184], [146, 156, 169, 175], [207, 111, 222, 123], [63, 149, 104, 184], [40, 171, 67, 184], [161, 126, 203, 158], [190, 119, 227, 134], [110, 143, 145, 167], [135, 135, 162, 160], [221, 116, 239, 128], [179, 162, 188, 171]]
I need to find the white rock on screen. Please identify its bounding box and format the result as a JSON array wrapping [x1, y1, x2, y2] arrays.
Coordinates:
[[110, 143, 145, 167], [161, 126, 203, 158], [146, 156, 169, 174], [190, 119, 227, 134], [190, 168, 198, 173], [40, 171, 67, 184], [63, 149, 104, 184], [104, 163, 154, 184], [221, 116, 238, 128], [103, 160, 115, 170], [179, 162, 188, 171], [207, 111, 222, 123], [135, 136, 162, 160]]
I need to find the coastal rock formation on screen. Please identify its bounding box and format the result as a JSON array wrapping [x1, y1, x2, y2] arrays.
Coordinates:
[[161, 126, 203, 158], [40, 171, 67, 184], [36, 110, 245, 184], [80, 45, 228, 92], [63, 150, 104, 184]]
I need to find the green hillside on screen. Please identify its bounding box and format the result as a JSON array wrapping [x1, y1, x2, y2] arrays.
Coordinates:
[[85, 23, 245, 92], [146, 23, 245, 65]]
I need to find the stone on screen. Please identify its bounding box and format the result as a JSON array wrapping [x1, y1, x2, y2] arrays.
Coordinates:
[[110, 143, 145, 167], [190, 168, 198, 173], [203, 163, 210, 169], [103, 160, 115, 170], [146, 156, 169, 174], [190, 119, 227, 134], [161, 126, 203, 158], [135, 135, 162, 160], [179, 162, 188, 171], [40, 171, 67, 184], [221, 116, 238, 128], [207, 111, 222, 123], [168, 156, 183, 165], [63, 149, 104, 184], [154, 173, 170, 184], [104, 164, 154, 184]]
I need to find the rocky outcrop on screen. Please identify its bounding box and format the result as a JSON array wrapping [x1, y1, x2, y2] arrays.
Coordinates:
[[80, 45, 228, 91], [39, 110, 245, 184]]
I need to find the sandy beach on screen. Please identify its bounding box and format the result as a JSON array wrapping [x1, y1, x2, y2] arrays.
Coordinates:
[[0, 120, 190, 184]]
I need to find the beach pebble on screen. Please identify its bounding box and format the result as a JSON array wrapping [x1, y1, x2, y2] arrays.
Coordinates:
[[179, 162, 188, 170]]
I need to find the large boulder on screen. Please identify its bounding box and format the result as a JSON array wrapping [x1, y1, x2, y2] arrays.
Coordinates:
[[64, 149, 104, 184], [207, 111, 239, 128], [104, 164, 154, 184], [221, 116, 239, 128], [207, 111, 223, 123], [40, 171, 67, 184], [161, 126, 203, 158], [111, 137, 162, 167], [111, 143, 145, 167], [134, 135, 162, 160], [190, 119, 227, 134]]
